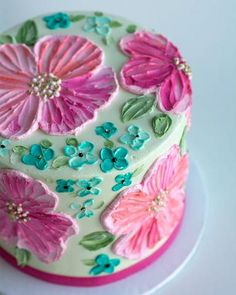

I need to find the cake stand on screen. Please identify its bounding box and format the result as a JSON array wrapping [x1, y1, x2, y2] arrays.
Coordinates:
[[0, 156, 207, 295]]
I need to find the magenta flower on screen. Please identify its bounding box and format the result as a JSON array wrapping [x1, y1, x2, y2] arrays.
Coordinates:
[[101, 145, 189, 259], [0, 35, 117, 139], [0, 169, 78, 263], [120, 31, 192, 113]]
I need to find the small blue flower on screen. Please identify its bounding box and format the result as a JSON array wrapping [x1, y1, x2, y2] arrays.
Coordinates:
[[22, 144, 54, 170], [43, 12, 71, 30], [0, 139, 11, 157], [90, 254, 120, 275], [100, 147, 128, 173], [83, 16, 111, 36], [77, 177, 102, 197], [95, 122, 118, 140], [64, 141, 98, 170], [56, 179, 76, 193], [112, 172, 133, 191], [70, 199, 94, 219], [120, 125, 150, 150]]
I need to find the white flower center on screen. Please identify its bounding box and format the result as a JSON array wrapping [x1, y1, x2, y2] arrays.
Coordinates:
[[6, 202, 30, 223], [148, 190, 168, 215], [173, 57, 192, 79], [29, 73, 62, 101]]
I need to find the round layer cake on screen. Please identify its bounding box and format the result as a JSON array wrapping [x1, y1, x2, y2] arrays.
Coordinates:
[[0, 11, 192, 286]]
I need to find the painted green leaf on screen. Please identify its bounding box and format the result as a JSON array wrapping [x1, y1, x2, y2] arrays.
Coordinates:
[[0, 35, 16, 44], [132, 165, 144, 177], [126, 24, 137, 33], [152, 114, 172, 137], [94, 11, 104, 16], [121, 96, 155, 122], [66, 137, 79, 147], [80, 231, 115, 251], [16, 20, 38, 46], [52, 155, 68, 169], [102, 35, 114, 46], [104, 140, 115, 149], [109, 20, 123, 28], [82, 259, 96, 266], [180, 126, 187, 155], [12, 145, 28, 155], [70, 15, 86, 22], [93, 200, 105, 210], [40, 139, 52, 149], [15, 248, 31, 267]]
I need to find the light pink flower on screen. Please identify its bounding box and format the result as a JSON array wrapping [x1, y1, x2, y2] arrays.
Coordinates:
[[0, 35, 117, 139], [101, 145, 189, 259], [0, 169, 78, 263], [120, 31, 192, 113]]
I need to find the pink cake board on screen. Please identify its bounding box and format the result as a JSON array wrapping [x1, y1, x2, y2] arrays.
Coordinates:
[[0, 157, 207, 295]]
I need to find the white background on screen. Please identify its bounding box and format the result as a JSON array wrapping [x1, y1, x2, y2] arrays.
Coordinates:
[[0, 0, 235, 294]]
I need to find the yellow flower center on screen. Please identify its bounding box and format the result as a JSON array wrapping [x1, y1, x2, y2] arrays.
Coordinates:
[[148, 190, 168, 215], [29, 73, 62, 101], [6, 202, 30, 223], [173, 57, 192, 79]]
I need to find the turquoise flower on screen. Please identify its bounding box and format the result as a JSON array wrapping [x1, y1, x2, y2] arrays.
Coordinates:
[[43, 12, 71, 30], [90, 254, 120, 275], [83, 16, 111, 36], [100, 147, 128, 173], [70, 199, 94, 219], [112, 172, 133, 191], [56, 179, 76, 193], [95, 122, 117, 140], [64, 141, 98, 170], [0, 139, 11, 157], [77, 177, 102, 197], [120, 125, 150, 150], [22, 144, 54, 170]]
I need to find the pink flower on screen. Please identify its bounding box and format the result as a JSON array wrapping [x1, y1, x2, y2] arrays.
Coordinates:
[[0, 169, 78, 263], [101, 145, 189, 259], [0, 35, 117, 139], [120, 31, 192, 113]]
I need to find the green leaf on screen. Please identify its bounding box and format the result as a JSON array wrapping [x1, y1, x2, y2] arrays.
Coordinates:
[[93, 201, 105, 210], [102, 35, 114, 46], [121, 96, 155, 122], [52, 155, 68, 169], [12, 145, 28, 155], [126, 24, 137, 33], [82, 259, 96, 266], [132, 165, 144, 177], [66, 137, 79, 147], [109, 20, 123, 28], [40, 139, 52, 149], [104, 140, 115, 149], [15, 248, 31, 267], [16, 20, 38, 46], [70, 14, 86, 22], [179, 126, 188, 155], [0, 35, 16, 44], [94, 11, 104, 16], [152, 114, 172, 137], [80, 231, 115, 251]]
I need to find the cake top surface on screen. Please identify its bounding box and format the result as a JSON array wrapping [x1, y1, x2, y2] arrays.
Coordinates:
[[0, 11, 192, 179]]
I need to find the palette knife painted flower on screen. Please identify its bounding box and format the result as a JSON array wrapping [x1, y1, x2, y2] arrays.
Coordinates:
[[0, 35, 117, 139]]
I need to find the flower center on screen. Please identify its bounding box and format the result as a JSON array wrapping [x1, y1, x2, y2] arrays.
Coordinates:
[[148, 190, 168, 215], [173, 57, 192, 79], [29, 73, 62, 101], [0, 144, 5, 148], [6, 202, 30, 223]]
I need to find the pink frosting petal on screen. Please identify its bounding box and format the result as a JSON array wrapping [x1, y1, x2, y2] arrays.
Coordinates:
[[0, 210, 18, 245], [158, 69, 192, 113], [120, 57, 173, 94], [17, 213, 78, 263], [34, 35, 103, 80], [120, 31, 180, 60], [40, 67, 117, 135], [112, 218, 159, 259]]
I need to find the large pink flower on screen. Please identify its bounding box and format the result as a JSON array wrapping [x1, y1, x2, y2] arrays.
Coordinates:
[[0, 35, 117, 139], [102, 145, 189, 259], [120, 31, 192, 113], [0, 169, 78, 263]]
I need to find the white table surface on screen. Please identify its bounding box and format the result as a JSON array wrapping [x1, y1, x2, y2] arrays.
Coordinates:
[[0, 0, 235, 294]]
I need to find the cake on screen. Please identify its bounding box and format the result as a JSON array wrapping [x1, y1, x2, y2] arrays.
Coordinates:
[[0, 11, 192, 286]]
